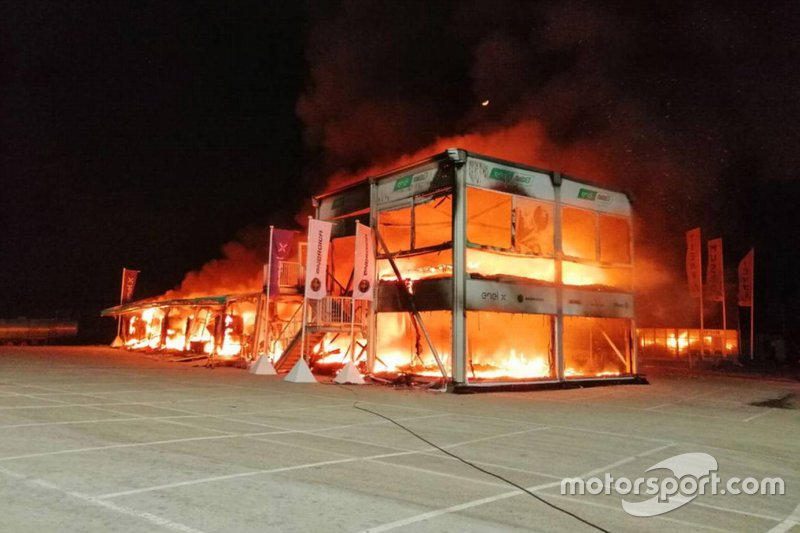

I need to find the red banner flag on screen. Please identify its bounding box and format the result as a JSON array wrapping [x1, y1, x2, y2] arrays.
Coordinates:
[[685, 228, 702, 298], [706, 238, 724, 302], [738, 248, 754, 307], [121, 268, 140, 304]]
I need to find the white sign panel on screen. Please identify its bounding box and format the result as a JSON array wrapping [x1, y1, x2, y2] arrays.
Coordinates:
[[466, 279, 557, 315], [561, 288, 634, 318], [376, 165, 443, 206], [353, 222, 375, 300], [465, 157, 555, 201], [304, 219, 333, 300], [559, 178, 631, 216]]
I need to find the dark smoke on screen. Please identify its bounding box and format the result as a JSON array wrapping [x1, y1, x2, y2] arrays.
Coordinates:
[[297, 0, 800, 326]]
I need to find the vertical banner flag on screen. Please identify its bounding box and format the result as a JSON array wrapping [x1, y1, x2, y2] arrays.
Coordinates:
[[121, 268, 140, 304], [268, 229, 296, 295], [685, 228, 702, 298], [304, 219, 333, 300], [706, 238, 724, 302], [738, 248, 754, 306], [353, 222, 375, 301]]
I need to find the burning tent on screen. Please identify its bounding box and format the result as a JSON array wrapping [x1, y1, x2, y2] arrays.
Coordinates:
[[101, 238, 307, 362], [105, 149, 640, 390], [102, 294, 261, 358]]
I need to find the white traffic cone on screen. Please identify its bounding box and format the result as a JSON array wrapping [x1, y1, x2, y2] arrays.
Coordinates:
[[284, 358, 318, 383], [333, 360, 365, 385], [249, 354, 277, 375]]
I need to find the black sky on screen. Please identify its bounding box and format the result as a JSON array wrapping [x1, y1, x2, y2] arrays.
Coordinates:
[[1, 1, 799, 340], [1, 1, 308, 328]]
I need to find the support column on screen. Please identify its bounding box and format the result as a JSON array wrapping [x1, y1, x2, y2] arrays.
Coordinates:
[[367, 178, 378, 374], [553, 172, 565, 382], [629, 210, 638, 375], [452, 161, 467, 385]]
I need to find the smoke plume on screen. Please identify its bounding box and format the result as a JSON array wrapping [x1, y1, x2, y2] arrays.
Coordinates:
[[296, 0, 800, 324]]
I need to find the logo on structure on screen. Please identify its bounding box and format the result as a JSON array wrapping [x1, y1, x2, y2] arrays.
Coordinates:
[[310, 278, 322, 292], [394, 175, 413, 190], [489, 167, 515, 182], [578, 188, 613, 203]]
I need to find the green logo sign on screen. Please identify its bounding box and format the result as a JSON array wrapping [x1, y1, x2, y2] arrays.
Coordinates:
[[489, 168, 515, 182], [394, 175, 413, 190], [513, 174, 531, 184], [578, 188, 598, 201]]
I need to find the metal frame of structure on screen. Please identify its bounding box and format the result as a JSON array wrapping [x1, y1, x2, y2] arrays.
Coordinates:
[[315, 149, 639, 389]]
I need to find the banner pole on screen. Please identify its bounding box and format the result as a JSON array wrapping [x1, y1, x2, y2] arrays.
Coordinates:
[[720, 240, 727, 333], [750, 248, 755, 359], [300, 292, 308, 362], [699, 294, 705, 360], [115, 268, 126, 343], [736, 304, 743, 359], [349, 296, 356, 362], [264, 226, 274, 357], [699, 232, 705, 360], [349, 220, 360, 363], [300, 217, 311, 363], [721, 292, 727, 332]]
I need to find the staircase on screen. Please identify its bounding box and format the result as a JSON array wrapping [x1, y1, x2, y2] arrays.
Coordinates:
[[272, 296, 368, 373], [274, 330, 327, 372]]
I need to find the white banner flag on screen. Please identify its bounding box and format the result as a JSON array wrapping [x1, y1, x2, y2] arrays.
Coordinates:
[[353, 222, 375, 301], [304, 219, 333, 300]]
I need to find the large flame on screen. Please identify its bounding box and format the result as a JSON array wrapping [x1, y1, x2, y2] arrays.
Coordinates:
[[122, 301, 257, 360]]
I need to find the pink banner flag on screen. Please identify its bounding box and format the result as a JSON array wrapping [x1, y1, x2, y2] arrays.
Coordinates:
[[685, 228, 702, 298], [705, 238, 724, 302], [738, 248, 754, 307], [121, 268, 140, 304]]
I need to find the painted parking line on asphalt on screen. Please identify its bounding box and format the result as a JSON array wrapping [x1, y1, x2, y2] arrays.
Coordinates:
[[357, 444, 676, 533], [0, 464, 207, 533]]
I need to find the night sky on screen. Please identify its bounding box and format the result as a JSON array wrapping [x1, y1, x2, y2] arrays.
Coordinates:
[[1, 1, 799, 342]]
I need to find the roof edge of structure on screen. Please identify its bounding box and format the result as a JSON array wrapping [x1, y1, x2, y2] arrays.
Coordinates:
[[100, 292, 261, 317], [314, 148, 633, 203]]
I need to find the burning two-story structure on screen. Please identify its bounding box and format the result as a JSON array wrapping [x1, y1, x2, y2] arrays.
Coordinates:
[[104, 149, 639, 390]]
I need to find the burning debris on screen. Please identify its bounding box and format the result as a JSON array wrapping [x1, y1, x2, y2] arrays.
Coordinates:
[[104, 149, 640, 389], [102, 294, 261, 361]]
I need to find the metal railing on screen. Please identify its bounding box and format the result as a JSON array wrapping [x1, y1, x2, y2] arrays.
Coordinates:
[[278, 261, 304, 288], [270, 304, 303, 355], [307, 296, 368, 328]]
